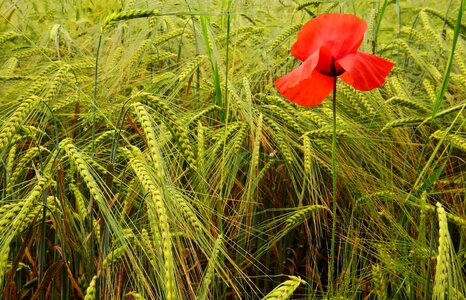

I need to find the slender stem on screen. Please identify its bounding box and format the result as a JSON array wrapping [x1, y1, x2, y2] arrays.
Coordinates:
[[92, 35, 102, 155], [89, 34, 102, 282], [328, 76, 338, 298], [38, 190, 47, 300]]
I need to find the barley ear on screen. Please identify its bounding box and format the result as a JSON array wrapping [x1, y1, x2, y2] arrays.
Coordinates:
[[371, 264, 386, 299], [433, 202, 450, 300], [129, 157, 175, 300], [285, 205, 328, 229], [196, 234, 224, 300], [101, 9, 159, 33], [0, 96, 40, 154], [126, 291, 146, 300], [0, 245, 9, 290], [268, 23, 303, 52], [84, 275, 98, 300], [261, 276, 307, 300]]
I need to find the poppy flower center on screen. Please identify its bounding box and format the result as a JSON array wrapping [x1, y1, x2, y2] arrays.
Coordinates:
[[318, 57, 345, 77]]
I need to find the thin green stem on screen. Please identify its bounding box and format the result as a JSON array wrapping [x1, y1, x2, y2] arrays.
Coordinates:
[[89, 34, 101, 281], [328, 76, 338, 298], [373, 0, 389, 54], [92, 35, 102, 155]]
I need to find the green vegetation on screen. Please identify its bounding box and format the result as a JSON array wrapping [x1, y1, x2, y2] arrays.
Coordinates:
[[0, 0, 465, 299]]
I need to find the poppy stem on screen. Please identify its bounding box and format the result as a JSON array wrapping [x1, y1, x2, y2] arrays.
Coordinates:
[[328, 76, 338, 298]]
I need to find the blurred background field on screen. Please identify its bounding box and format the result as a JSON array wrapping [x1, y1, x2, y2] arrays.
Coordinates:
[[0, 0, 465, 299]]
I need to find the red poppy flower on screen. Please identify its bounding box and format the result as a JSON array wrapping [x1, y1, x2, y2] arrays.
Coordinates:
[[274, 14, 394, 107]]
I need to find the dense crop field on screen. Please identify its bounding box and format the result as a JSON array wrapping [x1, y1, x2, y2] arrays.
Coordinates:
[[0, 0, 465, 299]]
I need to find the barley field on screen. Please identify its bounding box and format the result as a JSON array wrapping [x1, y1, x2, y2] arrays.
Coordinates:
[[0, 0, 465, 299]]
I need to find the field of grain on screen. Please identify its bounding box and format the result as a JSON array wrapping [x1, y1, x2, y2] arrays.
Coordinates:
[[0, 0, 465, 299]]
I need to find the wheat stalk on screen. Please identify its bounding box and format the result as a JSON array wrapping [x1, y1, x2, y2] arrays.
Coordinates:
[[101, 9, 159, 33], [260, 113, 293, 163], [303, 135, 312, 175], [267, 105, 305, 134], [59, 138, 106, 208], [382, 117, 426, 131], [304, 128, 347, 139], [45, 64, 71, 103], [0, 245, 10, 290], [430, 130, 466, 152], [102, 245, 127, 268], [385, 96, 430, 113], [0, 31, 20, 44], [285, 205, 328, 229], [420, 11, 446, 52], [0, 96, 40, 154], [371, 264, 386, 299], [268, 23, 303, 52], [261, 276, 307, 300], [196, 234, 223, 300], [177, 55, 206, 83], [10, 146, 50, 185], [84, 275, 98, 300], [134, 93, 197, 170], [433, 202, 449, 300], [0, 173, 51, 279], [131, 102, 165, 180], [153, 29, 184, 46], [400, 26, 428, 43], [129, 156, 175, 300]]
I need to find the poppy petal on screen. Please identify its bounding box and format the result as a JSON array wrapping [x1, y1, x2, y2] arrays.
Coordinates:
[[336, 52, 394, 91], [291, 14, 367, 62], [275, 46, 334, 106], [276, 46, 332, 89], [274, 69, 334, 107]]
